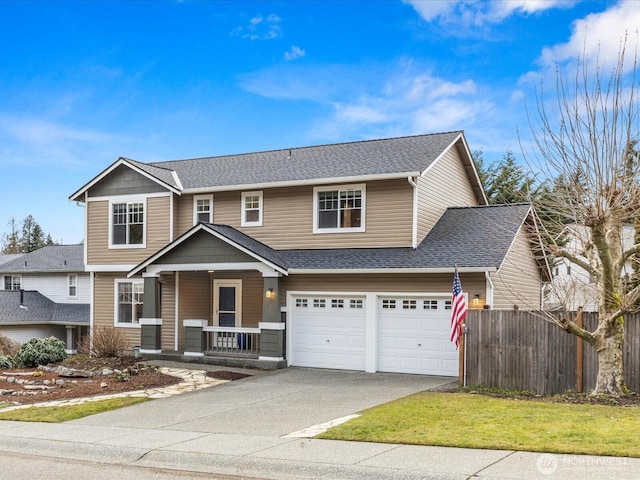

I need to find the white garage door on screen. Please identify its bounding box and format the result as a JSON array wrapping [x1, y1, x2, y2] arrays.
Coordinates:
[[291, 295, 366, 370], [378, 297, 459, 376]]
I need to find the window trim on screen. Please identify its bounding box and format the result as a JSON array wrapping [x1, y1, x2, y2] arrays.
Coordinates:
[[68, 274, 78, 298], [193, 194, 214, 225], [241, 191, 263, 227], [108, 196, 147, 249], [3, 275, 22, 291], [114, 279, 144, 328], [312, 184, 366, 234]]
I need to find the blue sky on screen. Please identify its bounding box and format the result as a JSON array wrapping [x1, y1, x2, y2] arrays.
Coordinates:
[[0, 0, 637, 244]]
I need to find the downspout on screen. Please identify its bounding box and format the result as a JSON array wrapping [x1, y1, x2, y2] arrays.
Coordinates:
[[408, 176, 418, 249], [485, 271, 494, 309]]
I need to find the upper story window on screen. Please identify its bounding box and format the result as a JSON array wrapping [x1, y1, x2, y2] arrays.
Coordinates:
[[194, 195, 213, 224], [110, 199, 145, 248], [3, 275, 21, 291], [313, 184, 365, 233], [241, 191, 263, 227], [115, 279, 144, 327], [68, 274, 78, 298]]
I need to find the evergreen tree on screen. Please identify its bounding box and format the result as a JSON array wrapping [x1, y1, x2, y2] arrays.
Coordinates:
[[1, 216, 58, 253], [473, 150, 538, 204]]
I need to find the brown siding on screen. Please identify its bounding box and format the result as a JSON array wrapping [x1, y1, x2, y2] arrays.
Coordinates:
[[175, 271, 263, 350], [176, 193, 195, 237], [87, 195, 172, 266], [281, 272, 486, 302], [160, 273, 176, 351], [491, 228, 542, 310], [416, 146, 478, 243], [173, 179, 413, 248]]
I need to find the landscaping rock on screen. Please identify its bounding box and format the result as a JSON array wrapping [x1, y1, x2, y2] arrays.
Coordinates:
[[56, 366, 92, 378]]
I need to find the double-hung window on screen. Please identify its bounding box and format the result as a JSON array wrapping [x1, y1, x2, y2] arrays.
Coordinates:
[[111, 200, 145, 247], [115, 280, 144, 326], [313, 184, 365, 233], [241, 191, 263, 227], [194, 195, 213, 224], [68, 274, 78, 298], [3, 275, 21, 291]]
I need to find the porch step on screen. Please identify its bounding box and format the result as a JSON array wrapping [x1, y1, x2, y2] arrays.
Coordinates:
[[140, 351, 287, 371]]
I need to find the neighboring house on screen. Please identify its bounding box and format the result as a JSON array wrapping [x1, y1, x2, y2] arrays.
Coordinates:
[[0, 244, 89, 352], [547, 225, 635, 312], [70, 131, 550, 376]]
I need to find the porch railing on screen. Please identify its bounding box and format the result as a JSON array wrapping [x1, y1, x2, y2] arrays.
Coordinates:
[[202, 326, 260, 357]]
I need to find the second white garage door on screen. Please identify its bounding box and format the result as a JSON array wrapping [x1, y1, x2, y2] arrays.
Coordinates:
[[378, 297, 459, 376], [291, 295, 366, 370]]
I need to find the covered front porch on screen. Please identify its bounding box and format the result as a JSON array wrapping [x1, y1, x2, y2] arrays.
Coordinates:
[[129, 224, 289, 367]]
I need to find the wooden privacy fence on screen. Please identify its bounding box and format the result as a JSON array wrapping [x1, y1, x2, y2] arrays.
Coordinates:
[[463, 310, 640, 395]]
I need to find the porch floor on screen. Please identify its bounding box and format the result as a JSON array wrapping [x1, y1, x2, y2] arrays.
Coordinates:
[[140, 351, 287, 371]]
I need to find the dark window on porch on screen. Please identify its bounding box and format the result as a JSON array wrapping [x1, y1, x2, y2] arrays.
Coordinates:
[[218, 286, 236, 327]]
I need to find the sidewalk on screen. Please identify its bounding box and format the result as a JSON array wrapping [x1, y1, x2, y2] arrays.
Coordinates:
[[0, 364, 638, 480]]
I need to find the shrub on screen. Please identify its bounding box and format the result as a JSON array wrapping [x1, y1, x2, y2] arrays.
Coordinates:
[[79, 327, 130, 358], [0, 334, 20, 357], [14, 337, 67, 368], [0, 355, 13, 369]]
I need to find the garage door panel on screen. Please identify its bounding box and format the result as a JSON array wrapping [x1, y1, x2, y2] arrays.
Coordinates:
[[292, 295, 366, 371], [378, 297, 458, 376]]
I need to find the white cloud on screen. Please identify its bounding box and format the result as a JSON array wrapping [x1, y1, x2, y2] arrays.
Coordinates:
[[232, 13, 282, 40], [404, 0, 575, 25], [284, 45, 305, 61], [538, 0, 640, 69], [0, 114, 120, 167]]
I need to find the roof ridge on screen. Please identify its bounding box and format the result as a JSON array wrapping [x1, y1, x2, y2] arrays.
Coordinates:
[[147, 131, 464, 166], [125, 157, 177, 173], [446, 203, 531, 211]]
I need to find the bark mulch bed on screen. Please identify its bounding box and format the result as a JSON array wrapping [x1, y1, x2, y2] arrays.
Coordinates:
[[0, 356, 248, 406]]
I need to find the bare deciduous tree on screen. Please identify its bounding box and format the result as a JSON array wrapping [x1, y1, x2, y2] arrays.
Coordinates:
[[524, 35, 640, 396]]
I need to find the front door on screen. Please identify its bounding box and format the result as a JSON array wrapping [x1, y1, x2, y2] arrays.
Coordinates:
[[213, 280, 242, 327]]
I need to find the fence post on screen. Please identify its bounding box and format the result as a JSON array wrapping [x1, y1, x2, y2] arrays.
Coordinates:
[[576, 307, 583, 393]]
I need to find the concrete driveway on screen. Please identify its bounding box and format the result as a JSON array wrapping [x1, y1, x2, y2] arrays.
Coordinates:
[[3, 364, 637, 479], [73, 365, 455, 436]]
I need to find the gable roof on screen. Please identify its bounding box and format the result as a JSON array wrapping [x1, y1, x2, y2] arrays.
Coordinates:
[[128, 223, 288, 277], [70, 131, 484, 201], [0, 290, 89, 325], [280, 204, 537, 272], [0, 244, 85, 274]]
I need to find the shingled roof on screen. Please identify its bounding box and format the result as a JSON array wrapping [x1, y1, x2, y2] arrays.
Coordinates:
[[0, 244, 84, 273], [279, 204, 534, 271], [0, 290, 89, 325], [71, 131, 473, 201], [151, 131, 464, 190]]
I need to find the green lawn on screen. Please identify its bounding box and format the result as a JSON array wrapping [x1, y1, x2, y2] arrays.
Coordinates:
[[0, 397, 149, 423], [318, 392, 640, 458]]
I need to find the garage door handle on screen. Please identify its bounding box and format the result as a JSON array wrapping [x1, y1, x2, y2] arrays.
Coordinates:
[[326, 339, 330, 343], [418, 343, 422, 347]]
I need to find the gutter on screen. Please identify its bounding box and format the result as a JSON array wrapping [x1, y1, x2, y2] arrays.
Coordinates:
[[407, 176, 418, 249], [288, 267, 497, 275]]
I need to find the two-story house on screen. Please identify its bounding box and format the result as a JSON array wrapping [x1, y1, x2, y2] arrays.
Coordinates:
[[70, 131, 549, 376], [0, 244, 89, 352], [546, 224, 635, 312]]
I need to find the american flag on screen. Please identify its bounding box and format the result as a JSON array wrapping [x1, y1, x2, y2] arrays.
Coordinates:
[[450, 267, 467, 348]]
